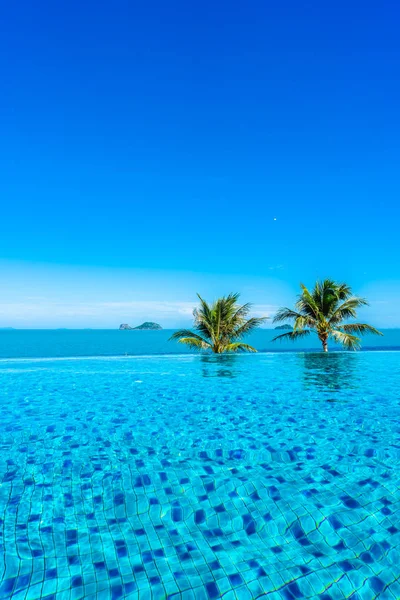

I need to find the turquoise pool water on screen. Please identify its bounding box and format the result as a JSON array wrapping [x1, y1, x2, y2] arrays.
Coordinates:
[[0, 352, 399, 599]]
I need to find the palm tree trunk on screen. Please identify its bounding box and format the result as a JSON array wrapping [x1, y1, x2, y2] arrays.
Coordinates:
[[319, 334, 328, 352]]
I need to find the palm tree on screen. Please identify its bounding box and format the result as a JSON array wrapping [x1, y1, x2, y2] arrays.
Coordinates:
[[272, 279, 382, 352], [170, 293, 268, 353]]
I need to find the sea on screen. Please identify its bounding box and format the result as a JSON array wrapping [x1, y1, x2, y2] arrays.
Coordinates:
[[0, 328, 399, 358], [0, 331, 399, 599]]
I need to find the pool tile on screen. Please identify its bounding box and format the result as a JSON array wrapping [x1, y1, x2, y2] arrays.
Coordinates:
[[0, 353, 399, 598]]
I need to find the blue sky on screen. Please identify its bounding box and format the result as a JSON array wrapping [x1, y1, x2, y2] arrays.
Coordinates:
[[1, 1, 399, 328]]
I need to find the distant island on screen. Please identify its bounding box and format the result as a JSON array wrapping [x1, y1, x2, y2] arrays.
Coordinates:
[[119, 322, 163, 330], [274, 324, 293, 330], [0, 327, 15, 330]]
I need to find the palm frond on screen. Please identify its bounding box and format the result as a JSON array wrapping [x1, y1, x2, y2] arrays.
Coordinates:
[[273, 308, 303, 323], [321, 282, 341, 316], [192, 295, 215, 341], [224, 292, 241, 305], [330, 330, 361, 350], [337, 323, 383, 336], [293, 315, 316, 330], [224, 342, 258, 353], [328, 297, 369, 325], [231, 316, 268, 339], [334, 282, 353, 300], [173, 337, 212, 350], [272, 329, 312, 343], [194, 319, 214, 341], [217, 294, 242, 333], [311, 280, 354, 318], [313, 279, 337, 315], [296, 284, 320, 318], [228, 302, 253, 330], [169, 330, 210, 347], [195, 295, 214, 329]]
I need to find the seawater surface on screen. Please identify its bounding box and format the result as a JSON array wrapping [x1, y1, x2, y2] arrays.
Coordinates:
[[0, 353, 399, 599], [0, 329, 400, 358]]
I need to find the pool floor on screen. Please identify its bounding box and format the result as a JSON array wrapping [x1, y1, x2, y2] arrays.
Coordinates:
[[0, 353, 399, 599]]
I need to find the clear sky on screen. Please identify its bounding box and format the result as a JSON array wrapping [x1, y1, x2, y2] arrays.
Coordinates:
[[1, 1, 399, 328]]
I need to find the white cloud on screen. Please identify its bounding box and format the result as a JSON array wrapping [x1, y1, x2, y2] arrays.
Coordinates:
[[250, 304, 278, 318], [0, 298, 278, 327], [0, 299, 194, 318]]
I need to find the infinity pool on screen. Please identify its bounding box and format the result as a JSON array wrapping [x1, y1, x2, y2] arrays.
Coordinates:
[[0, 353, 399, 599]]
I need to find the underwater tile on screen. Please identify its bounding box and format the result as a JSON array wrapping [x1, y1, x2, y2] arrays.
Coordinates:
[[0, 353, 400, 599]]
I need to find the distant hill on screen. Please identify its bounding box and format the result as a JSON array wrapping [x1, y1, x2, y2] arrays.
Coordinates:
[[119, 322, 163, 330], [274, 324, 293, 330]]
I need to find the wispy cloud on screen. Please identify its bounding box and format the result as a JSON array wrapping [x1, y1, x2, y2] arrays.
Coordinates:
[[251, 304, 278, 318], [0, 299, 195, 319], [0, 298, 277, 327]]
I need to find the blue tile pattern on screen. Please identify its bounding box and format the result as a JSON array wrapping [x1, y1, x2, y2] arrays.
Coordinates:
[[0, 352, 400, 599]]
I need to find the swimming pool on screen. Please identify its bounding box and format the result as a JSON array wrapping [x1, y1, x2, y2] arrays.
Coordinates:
[[0, 352, 399, 599]]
